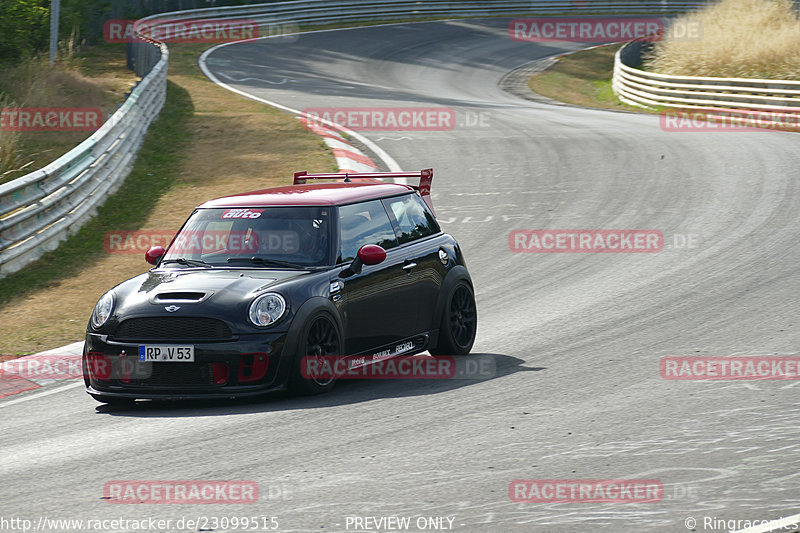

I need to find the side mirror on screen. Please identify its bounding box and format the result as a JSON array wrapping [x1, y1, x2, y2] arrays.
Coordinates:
[[358, 244, 387, 266], [340, 244, 386, 278], [145, 246, 166, 266]]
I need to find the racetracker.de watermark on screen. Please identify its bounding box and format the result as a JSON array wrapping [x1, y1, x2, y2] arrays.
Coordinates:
[[0, 516, 280, 532], [509, 479, 663, 503], [105, 231, 175, 254], [509, 230, 663, 253], [103, 229, 302, 256], [301, 107, 456, 131], [0, 354, 82, 380], [0, 353, 153, 386], [509, 17, 665, 42], [301, 354, 495, 380], [661, 356, 800, 380], [0, 107, 102, 131], [660, 108, 800, 132], [103, 481, 258, 504], [103, 19, 294, 43], [1, 353, 149, 399]]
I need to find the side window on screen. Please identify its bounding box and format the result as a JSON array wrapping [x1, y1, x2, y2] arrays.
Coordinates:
[[338, 200, 398, 262], [383, 193, 440, 245]]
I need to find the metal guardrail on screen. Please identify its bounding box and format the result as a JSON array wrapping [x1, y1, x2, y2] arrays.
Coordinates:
[[613, 40, 800, 116], [0, 43, 168, 277], [1, 0, 711, 278], [138, 0, 708, 26]]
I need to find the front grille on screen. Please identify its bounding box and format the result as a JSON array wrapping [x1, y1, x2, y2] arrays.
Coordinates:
[[129, 363, 214, 387], [114, 317, 232, 341]]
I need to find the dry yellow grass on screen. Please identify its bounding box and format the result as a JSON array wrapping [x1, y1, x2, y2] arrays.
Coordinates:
[[645, 0, 800, 79], [0, 43, 334, 354], [0, 94, 23, 180], [0, 47, 139, 184]]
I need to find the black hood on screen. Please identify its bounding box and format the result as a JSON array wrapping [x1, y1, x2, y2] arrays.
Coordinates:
[[100, 267, 328, 334]]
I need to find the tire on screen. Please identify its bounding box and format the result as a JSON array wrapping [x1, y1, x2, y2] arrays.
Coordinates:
[[430, 280, 477, 356], [289, 311, 342, 395]]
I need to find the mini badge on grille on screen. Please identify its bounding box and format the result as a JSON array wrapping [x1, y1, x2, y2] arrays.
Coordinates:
[[164, 305, 181, 312]]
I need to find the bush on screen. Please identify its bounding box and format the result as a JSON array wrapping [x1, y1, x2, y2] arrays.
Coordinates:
[[0, 1, 50, 63], [0, 0, 277, 64]]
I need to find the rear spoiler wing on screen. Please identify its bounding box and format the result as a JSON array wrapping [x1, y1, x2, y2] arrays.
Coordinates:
[[293, 169, 435, 215]]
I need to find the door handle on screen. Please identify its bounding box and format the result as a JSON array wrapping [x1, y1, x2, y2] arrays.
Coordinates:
[[402, 262, 417, 271]]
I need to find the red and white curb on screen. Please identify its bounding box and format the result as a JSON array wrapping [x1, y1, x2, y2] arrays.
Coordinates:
[[299, 118, 380, 173], [0, 341, 85, 405]]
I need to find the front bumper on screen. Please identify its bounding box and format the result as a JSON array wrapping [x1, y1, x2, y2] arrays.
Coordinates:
[[84, 332, 291, 400]]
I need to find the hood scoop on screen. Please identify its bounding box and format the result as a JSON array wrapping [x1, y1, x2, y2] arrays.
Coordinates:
[[153, 291, 210, 303]]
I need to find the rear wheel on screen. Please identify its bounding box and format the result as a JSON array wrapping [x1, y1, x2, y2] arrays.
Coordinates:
[[290, 312, 342, 395], [430, 281, 477, 356]]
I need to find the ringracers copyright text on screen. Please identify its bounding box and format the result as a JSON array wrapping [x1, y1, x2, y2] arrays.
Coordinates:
[[684, 515, 799, 531]]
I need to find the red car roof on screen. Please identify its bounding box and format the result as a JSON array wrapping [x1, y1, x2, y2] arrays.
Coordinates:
[[197, 181, 414, 208]]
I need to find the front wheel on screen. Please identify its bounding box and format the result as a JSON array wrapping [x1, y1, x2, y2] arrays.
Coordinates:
[[289, 312, 342, 395], [430, 280, 477, 356]]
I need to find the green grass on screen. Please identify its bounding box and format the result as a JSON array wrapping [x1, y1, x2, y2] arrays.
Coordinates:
[[0, 80, 193, 305], [528, 44, 648, 112]]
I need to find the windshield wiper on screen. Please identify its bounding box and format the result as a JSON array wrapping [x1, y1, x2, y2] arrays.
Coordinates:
[[161, 258, 213, 268], [226, 257, 314, 270]]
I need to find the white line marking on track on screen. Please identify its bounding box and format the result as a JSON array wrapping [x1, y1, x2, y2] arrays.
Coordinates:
[[35, 341, 84, 356], [198, 27, 403, 174], [373, 136, 415, 141], [0, 381, 83, 409], [217, 72, 289, 85]]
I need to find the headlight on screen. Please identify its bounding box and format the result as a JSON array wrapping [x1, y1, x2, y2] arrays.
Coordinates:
[[91, 291, 114, 329], [248, 293, 286, 327]]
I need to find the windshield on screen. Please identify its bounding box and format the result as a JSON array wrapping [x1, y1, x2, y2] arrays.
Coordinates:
[[161, 206, 332, 268]]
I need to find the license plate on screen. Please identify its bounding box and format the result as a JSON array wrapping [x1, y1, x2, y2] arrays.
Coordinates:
[[138, 345, 195, 362]]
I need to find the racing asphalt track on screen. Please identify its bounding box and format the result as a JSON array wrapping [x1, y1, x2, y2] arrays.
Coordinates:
[[2, 18, 800, 533]]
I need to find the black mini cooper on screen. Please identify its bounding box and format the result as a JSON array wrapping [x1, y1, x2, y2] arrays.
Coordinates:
[[83, 170, 477, 403]]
